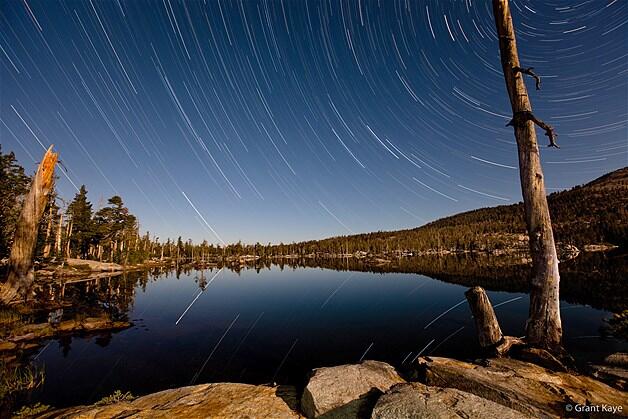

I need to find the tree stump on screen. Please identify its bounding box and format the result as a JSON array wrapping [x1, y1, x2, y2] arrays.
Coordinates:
[[465, 286, 503, 348]]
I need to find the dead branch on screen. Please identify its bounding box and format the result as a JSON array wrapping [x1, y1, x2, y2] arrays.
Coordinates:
[[530, 114, 559, 148], [513, 66, 541, 90], [507, 111, 559, 148]]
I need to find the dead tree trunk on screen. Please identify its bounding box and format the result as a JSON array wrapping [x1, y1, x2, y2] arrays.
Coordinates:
[[492, 0, 562, 349], [465, 287, 503, 348], [55, 211, 63, 256], [65, 220, 73, 258], [42, 205, 54, 258], [1, 146, 58, 304]]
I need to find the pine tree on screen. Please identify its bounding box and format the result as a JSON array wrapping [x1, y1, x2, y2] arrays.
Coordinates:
[[94, 196, 137, 263], [0, 146, 31, 258], [67, 185, 94, 259]]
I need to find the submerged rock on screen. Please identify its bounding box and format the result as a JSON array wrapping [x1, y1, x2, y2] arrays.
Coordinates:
[[418, 356, 627, 418], [11, 316, 129, 341], [301, 360, 405, 418], [1, 315, 131, 356], [371, 382, 527, 419], [38, 383, 301, 418]]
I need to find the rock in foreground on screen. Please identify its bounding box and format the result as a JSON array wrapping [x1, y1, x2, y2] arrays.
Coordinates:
[[28, 357, 627, 419], [372, 382, 527, 419], [39, 383, 301, 419], [418, 356, 627, 418], [301, 360, 405, 418]]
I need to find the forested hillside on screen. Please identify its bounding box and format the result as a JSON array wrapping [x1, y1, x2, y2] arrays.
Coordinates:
[[278, 168, 628, 256]]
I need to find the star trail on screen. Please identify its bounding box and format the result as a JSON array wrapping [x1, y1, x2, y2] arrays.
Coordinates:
[[1, 0, 626, 244]]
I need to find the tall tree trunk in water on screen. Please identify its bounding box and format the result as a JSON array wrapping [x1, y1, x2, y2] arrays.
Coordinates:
[[492, 0, 562, 349], [1, 146, 58, 304]]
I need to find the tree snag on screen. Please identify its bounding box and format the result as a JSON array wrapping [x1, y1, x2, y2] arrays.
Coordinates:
[[1, 145, 58, 304], [492, 0, 562, 350]]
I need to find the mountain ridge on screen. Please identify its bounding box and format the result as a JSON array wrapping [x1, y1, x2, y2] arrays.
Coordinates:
[[275, 167, 627, 255]]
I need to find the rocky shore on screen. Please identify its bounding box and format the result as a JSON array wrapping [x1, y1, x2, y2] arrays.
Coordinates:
[[31, 356, 627, 418], [32, 258, 167, 279]]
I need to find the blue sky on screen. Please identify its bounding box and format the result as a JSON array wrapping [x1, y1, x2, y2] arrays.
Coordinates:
[[2, 0, 626, 244]]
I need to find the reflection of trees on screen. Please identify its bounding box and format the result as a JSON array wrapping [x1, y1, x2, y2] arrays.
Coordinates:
[[77, 274, 136, 322], [236, 251, 627, 313], [38, 268, 184, 327], [58, 335, 72, 357], [39, 271, 146, 325], [36, 251, 626, 330]]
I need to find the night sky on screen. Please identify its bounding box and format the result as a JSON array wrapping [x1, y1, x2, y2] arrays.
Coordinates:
[[2, 0, 626, 245]]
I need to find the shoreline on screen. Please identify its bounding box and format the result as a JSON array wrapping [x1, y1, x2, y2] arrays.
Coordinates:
[[25, 354, 628, 418], [22, 240, 620, 279]]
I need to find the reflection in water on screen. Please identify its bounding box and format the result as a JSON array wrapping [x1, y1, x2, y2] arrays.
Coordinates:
[[8, 252, 627, 409], [261, 250, 627, 312]]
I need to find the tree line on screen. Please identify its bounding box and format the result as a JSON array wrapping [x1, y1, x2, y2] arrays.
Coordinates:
[[1, 147, 143, 264], [1, 147, 625, 267], [0, 147, 278, 264]]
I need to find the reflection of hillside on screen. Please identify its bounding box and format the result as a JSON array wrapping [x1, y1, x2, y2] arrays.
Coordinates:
[[261, 251, 627, 313]]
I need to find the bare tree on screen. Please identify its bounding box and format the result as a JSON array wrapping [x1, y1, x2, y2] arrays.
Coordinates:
[[492, 0, 562, 350], [1, 146, 58, 304]]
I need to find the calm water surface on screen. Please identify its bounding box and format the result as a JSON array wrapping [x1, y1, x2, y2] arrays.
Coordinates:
[[32, 266, 626, 407]]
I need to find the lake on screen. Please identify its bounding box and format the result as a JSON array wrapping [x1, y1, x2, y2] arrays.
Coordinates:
[[29, 256, 627, 408]]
